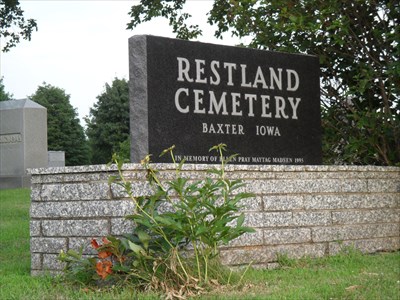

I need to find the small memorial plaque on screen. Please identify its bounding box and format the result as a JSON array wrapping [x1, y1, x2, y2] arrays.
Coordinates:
[[129, 35, 322, 164]]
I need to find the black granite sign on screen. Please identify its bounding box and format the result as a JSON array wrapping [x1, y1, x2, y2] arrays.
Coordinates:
[[129, 35, 322, 164]]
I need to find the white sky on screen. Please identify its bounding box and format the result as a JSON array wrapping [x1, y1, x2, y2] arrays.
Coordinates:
[[1, 0, 244, 125]]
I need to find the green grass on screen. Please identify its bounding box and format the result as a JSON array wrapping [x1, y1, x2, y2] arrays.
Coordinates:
[[1, 188, 399, 299]]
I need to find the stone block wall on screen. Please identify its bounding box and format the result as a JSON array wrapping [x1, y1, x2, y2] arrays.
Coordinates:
[[29, 164, 400, 275]]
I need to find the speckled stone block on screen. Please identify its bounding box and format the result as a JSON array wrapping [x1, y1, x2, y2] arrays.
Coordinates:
[[328, 237, 400, 255], [42, 220, 109, 237], [332, 209, 400, 225], [247, 179, 304, 194], [365, 193, 399, 208], [62, 172, 111, 183], [263, 195, 304, 211], [272, 243, 327, 259], [43, 254, 65, 271], [263, 212, 293, 227], [33, 174, 65, 184], [238, 196, 263, 211], [69, 237, 99, 255], [243, 212, 265, 227], [220, 246, 273, 265], [312, 223, 400, 242], [30, 200, 135, 218], [264, 228, 311, 245], [305, 193, 399, 210], [31, 237, 67, 253], [110, 181, 153, 198], [30, 220, 41, 236], [229, 171, 274, 180], [367, 179, 400, 193], [31, 253, 42, 270], [228, 229, 264, 247], [111, 218, 135, 235], [292, 211, 332, 226], [40, 183, 110, 201], [304, 194, 365, 210], [304, 179, 343, 193], [30, 186, 41, 201], [221, 243, 327, 266], [340, 179, 368, 192]]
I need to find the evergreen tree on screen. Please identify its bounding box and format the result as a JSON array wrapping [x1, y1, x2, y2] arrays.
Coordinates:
[[30, 83, 90, 166], [85, 78, 130, 164], [0, 77, 13, 101]]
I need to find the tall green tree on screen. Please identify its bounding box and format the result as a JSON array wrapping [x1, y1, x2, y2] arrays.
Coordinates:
[[85, 78, 130, 164], [30, 83, 90, 166], [128, 0, 399, 165], [0, 77, 14, 101], [1, 0, 37, 52]]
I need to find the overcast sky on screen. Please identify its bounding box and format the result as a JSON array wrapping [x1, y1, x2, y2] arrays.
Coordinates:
[[1, 0, 243, 124]]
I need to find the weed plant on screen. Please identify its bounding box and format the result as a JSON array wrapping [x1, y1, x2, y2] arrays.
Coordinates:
[[59, 144, 255, 298]]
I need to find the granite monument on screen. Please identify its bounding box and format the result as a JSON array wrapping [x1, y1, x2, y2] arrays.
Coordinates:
[[0, 99, 48, 189], [129, 35, 322, 164]]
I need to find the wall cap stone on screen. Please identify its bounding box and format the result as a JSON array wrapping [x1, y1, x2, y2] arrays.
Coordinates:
[[28, 164, 400, 175]]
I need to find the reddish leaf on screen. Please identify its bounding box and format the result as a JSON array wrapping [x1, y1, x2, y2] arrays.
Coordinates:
[[98, 251, 112, 259], [104, 260, 112, 274], [96, 260, 113, 279], [91, 239, 100, 249], [102, 237, 111, 244]]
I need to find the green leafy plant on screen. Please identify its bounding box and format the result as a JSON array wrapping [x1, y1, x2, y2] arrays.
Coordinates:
[[59, 144, 255, 298]]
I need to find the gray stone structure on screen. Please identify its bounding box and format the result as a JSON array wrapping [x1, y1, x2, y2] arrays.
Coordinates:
[[29, 164, 399, 275], [48, 151, 65, 168], [0, 99, 48, 189], [129, 35, 322, 165]]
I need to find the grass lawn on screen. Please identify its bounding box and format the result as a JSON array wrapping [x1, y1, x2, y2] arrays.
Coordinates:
[[0, 188, 399, 299]]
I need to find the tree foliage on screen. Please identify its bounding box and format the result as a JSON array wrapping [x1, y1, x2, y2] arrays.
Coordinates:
[[128, 0, 399, 165], [127, 0, 201, 40], [85, 78, 130, 164], [0, 78, 13, 101], [0, 0, 37, 52], [30, 83, 90, 166]]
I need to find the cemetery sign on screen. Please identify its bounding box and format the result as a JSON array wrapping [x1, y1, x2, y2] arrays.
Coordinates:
[[129, 35, 322, 164]]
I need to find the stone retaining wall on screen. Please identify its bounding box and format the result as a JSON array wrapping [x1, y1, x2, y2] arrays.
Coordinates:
[[29, 164, 400, 275]]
